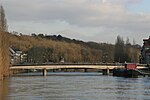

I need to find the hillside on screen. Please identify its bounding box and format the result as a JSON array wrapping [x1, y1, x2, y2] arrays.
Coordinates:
[[9, 33, 140, 64]]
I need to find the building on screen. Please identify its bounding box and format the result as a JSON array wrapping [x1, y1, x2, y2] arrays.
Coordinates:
[[10, 48, 27, 64], [141, 36, 150, 64]]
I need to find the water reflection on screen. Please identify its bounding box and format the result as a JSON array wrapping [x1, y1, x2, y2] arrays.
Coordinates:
[[114, 78, 139, 100], [0, 78, 8, 100], [114, 77, 150, 100]]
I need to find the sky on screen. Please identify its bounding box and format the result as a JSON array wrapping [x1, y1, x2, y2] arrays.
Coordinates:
[[1, 0, 150, 45]]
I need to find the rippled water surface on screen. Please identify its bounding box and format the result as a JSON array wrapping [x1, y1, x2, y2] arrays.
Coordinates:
[[2, 72, 150, 100]]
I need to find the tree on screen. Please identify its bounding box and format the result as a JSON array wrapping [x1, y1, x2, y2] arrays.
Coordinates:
[[114, 35, 125, 63], [0, 5, 9, 80], [126, 37, 131, 46], [124, 37, 131, 62], [0, 5, 8, 32], [27, 47, 53, 63], [133, 38, 136, 45], [114, 36, 140, 63]]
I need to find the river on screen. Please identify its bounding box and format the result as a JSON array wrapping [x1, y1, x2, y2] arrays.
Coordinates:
[[1, 72, 150, 100]]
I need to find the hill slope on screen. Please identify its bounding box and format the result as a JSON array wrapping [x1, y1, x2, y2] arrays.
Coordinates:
[[9, 33, 140, 64]]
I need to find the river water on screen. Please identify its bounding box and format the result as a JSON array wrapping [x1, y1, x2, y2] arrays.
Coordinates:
[[1, 72, 150, 100]]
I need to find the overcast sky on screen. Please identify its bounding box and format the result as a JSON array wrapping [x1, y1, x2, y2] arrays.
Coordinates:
[[1, 0, 150, 45]]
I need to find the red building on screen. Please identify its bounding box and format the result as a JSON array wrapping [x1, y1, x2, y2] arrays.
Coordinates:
[[141, 36, 150, 64]]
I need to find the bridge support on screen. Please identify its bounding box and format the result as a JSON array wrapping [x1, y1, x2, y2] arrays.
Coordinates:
[[52, 69, 55, 72], [84, 68, 88, 72], [42, 69, 47, 76], [102, 68, 109, 75]]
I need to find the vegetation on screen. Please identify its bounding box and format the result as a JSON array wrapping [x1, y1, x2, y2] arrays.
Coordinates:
[[10, 33, 141, 64], [114, 36, 140, 63], [0, 5, 7, 32], [0, 5, 9, 80]]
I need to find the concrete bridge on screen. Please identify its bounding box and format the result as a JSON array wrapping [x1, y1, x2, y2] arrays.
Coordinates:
[[10, 63, 147, 76]]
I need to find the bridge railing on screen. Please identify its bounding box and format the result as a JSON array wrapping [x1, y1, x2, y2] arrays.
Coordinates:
[[12, 63, 125, 66]]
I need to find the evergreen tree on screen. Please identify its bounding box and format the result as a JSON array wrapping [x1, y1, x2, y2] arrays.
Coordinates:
[[0, 5, 9, 80], [0, 5, 8, 32]]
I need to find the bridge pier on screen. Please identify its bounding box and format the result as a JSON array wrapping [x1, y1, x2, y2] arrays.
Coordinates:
[[52, 69, 55, 72], [102, 68, 109, 75], [42, 69, 47, 76], [84, 68, 88, 72]]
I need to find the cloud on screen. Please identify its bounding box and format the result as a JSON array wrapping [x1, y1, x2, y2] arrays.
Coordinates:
[[1, 0, 150, 45], [3, 0, 148, 27]]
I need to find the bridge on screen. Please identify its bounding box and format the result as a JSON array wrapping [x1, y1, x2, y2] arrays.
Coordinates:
[[10, 63, 147, 76]]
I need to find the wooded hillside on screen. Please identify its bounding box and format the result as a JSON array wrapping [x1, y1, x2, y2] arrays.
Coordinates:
[[9, 33, 141, 64]]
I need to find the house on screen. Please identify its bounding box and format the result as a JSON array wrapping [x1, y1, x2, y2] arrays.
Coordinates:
[[10, 48, 27, 64], [141, 36, 150, 64]]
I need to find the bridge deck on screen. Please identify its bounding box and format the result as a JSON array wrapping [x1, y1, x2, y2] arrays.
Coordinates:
[[10, 64, 146, 70]]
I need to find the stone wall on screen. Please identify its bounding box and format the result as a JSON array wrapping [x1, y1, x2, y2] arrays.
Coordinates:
[[0, 31, 9, 80]]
